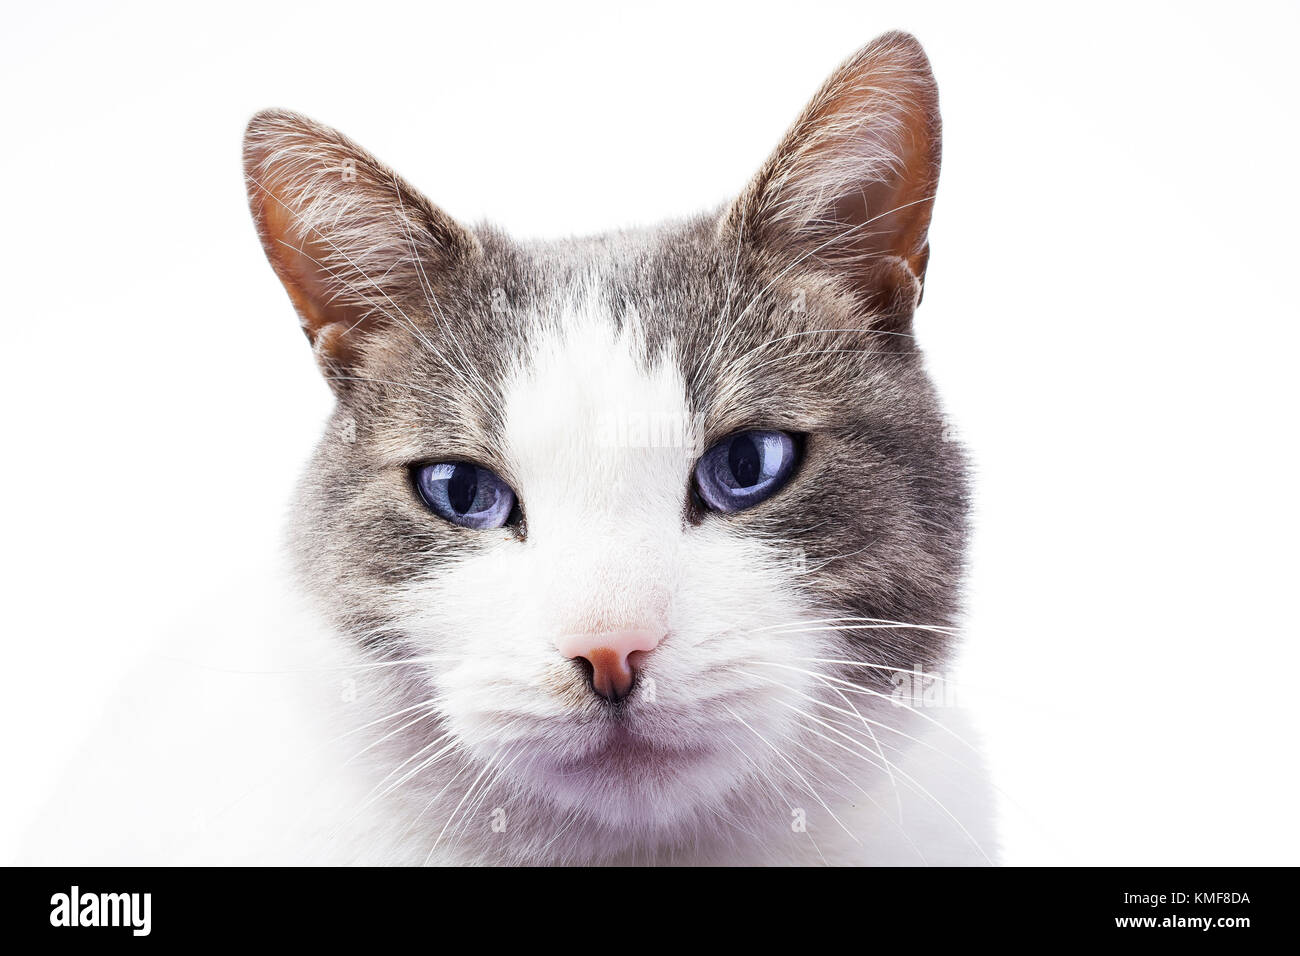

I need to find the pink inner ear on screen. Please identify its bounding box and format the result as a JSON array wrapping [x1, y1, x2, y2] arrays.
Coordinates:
[[250, 173, 374, 365], [725, 32, 941, 312], [786, 60, 938, 272], [243, 108, 481, 379], [825, 114, 938, 277]]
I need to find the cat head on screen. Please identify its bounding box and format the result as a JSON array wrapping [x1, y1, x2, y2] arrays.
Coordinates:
[[244, 31, 966, 861]]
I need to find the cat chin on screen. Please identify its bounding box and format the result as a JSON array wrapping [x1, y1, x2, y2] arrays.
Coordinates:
[[523, 741, 727, 828]]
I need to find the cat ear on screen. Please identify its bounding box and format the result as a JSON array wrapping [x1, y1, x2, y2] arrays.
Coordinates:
[[724, 32, 941, 322], [243, 109, 479, 374]]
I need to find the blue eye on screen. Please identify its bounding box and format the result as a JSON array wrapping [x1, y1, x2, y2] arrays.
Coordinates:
[[414, 462, 517, 529], [694, 430, 799, 513]]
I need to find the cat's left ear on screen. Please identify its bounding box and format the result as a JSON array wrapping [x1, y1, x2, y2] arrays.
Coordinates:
[[724, 32, 941, 323]]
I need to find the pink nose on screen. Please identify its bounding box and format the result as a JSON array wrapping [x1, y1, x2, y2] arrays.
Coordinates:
[[556, 629, 663, 702]]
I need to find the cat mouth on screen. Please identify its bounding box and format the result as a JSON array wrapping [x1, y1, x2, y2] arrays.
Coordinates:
[[541, 723, 710, 779]]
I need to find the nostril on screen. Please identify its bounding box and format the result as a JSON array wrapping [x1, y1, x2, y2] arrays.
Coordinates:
[[558, 629, 664, 703], [584, 646, 632, 702], [570, 654, 595, 685]]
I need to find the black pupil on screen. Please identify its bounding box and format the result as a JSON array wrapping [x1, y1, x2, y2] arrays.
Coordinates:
[[446, 465, 479, 514], [729, 434, 762, 487]]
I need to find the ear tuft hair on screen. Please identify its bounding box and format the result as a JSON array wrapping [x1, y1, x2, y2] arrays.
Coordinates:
[[725, 32, 941, 321], [242, 109, 478, 373]]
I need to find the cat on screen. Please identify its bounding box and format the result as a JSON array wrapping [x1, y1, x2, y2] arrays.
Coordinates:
[[25, 30, 994, 866]]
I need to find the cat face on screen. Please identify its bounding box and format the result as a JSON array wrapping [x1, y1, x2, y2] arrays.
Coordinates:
[[245, 31, 967, 859]]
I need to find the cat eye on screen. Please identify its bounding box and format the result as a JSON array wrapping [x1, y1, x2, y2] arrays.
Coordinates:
[[414, 462, 517, 530], [693, 430, 799, 513]]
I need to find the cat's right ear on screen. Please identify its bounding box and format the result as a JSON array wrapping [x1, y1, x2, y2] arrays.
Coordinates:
[[722, 32, 941, 327], [243, 110, 479, 379]]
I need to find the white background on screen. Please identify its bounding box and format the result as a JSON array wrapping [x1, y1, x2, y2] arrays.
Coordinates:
[[3, 0, 1297, 864]]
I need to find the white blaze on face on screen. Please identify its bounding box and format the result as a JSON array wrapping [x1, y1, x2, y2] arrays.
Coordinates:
[[500, 299, 692, 639]]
